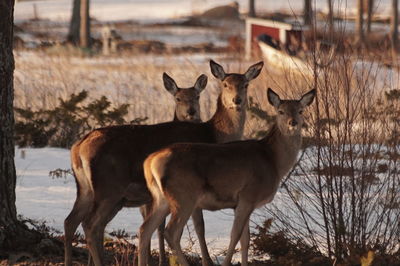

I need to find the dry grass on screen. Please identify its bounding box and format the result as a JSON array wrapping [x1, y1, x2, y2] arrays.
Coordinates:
[[14, 50, 281, 137]]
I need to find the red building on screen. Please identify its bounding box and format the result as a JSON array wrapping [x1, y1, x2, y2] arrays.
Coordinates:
[[245, 18, 304, 58]]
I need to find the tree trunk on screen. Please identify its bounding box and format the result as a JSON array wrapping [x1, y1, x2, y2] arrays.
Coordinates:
[[67, 0, 80, 45], [79, 0, 90, 48], [304, 0, 312, 26], [248, 0, 256, 18], [391, 0, 399, 57], [0, 0, 18, 248], [356, 0, 365, 46], [366, 0, 374, 34], [0, 0, 42, 255], [327, 0, 334, 38]]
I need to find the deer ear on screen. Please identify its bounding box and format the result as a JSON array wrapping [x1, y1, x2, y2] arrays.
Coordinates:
[[194, 74, 207, 93], [267, 88, 281, 108], [210, 60, 226, 80], [245, 61, 264, 81], [300, 89, 316, 107], [163, 72, 179, 95]]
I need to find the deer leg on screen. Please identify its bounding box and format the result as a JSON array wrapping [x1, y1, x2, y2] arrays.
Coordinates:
[[81, 222, 94, 266], [222, 202, 253, 266], [192, 208, 213, 266], [82, 220, 98, 266], [64, 192, 92, 266], [83, 198, 123, 266], [157, 219, 166, 266], [239, 219, 250, 266], [139, 202, 170, 266], [164, 206, 194, 266], [140, 203, 167, 266], [140, 204, 156, 266]]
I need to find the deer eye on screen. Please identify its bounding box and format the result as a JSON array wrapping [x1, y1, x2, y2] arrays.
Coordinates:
[[224, 83, 228, 88], [176, 97, 181, 102], [278, 110, 284, 115]]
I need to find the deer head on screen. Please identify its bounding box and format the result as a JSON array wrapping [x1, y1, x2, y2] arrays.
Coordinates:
[[163, 73, 207, 122], [210, 60, 264, 112], [267, 88, 316, 136]]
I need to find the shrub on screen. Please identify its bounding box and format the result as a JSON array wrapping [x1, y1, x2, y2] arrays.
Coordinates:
[[251, 219, 331, 266], [14, 90, 146, 148]]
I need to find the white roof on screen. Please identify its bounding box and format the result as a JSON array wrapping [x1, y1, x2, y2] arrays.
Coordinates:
[[246, 18, 303, 31]]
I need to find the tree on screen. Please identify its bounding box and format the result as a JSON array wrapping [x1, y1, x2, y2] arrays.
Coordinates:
[[0, 0, 19, 248], [391, 0, 399, 57], [67, 0, 80, 45], [0, 0, 41, 255], [356, 0, 365, 46], [327, 0, 334, 38], [366, 0, 374, 35], [248, 0, 256, 18], [80, 0, 90, 48], [303, 0, 312, 26], [67, 0, 90, 47]]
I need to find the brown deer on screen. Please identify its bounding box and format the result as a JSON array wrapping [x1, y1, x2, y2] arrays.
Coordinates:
[[139, 88, 316, 266], [141, 72, 202, 264], [163, 73, 203, 123], [64, 72, 205, 266], [64, 60, 264, 266]]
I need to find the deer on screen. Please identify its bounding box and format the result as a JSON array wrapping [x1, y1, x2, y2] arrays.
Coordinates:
[[64, 72, 205, 266], [139, 88, 316, 266], [64, 60, 264, 266], [164, 73, 203, 123]]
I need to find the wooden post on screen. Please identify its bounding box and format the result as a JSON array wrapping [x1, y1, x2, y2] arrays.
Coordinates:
[[33, 3, 38, 20]]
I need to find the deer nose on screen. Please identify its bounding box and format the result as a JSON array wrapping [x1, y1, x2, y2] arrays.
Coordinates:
[[232, 97, 242, 105], [289, 120, 298, 127], [188, 108, 196, 116]]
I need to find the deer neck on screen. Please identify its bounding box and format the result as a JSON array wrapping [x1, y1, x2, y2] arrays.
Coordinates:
[[263, 123, 302, 179], [208, 96, 246, 143]]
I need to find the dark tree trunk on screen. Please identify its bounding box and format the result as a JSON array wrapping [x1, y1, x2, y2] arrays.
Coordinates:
[[327, 0, 334, 38], [0, 0, 41, 256], [0, 0, 18, 248], [79, 0, 90, 48], [67, 0, 81, 45], [391, 0, 399, 56], [366, 0, 374, 34], [304, 0, 312, 26], [68, 0, 90, 47], [248, 0, 256, 18], [356, 0, 365, 46]]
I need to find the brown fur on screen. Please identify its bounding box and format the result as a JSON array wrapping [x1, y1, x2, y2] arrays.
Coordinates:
[[139, 88, 316, 266], [64, 61, 263, 266]]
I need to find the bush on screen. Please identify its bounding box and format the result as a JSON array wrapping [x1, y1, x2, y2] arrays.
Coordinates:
[[252, 219, 331, 266], [14, 90, 146, 148]]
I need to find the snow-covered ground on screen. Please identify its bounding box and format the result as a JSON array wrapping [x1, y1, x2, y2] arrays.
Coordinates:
[[14, 146, 248, 258]]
